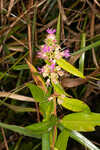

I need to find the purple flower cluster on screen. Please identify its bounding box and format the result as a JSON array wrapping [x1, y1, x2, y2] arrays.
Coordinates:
[[37, 28, 70, 85]]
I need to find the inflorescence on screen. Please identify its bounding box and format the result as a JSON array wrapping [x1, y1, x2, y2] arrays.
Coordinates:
[[37, 28, 70, 86]]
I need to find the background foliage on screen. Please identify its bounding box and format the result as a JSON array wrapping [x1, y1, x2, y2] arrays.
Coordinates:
[[0, 0, 100, 150]]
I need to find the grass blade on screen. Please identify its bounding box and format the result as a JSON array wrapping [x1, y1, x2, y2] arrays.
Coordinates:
[[70, 131, 100, 150], [79, 33, 86, 73], [55, 129, 70, 150], [72, 40, 100, 56], [56, 14, 61, 44]]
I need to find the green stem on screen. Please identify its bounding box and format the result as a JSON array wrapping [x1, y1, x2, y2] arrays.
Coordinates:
[[42, 132, 50, 150]]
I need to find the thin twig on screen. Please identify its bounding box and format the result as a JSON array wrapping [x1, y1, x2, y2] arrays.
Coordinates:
[[38, 18, 57, 33], [57, 0, 69, 25], [1, 128, 9, 150], [6, 0, 15, 18], [28, 24, 32, 64], [94, 0, 100, 7], [0, 0, 3, 24], [86, 0, 99, 14], [11, 35, 28, 49], [0, 0, 47, 36], [0, 92, 35, 102], [90, 3, 99, 68]]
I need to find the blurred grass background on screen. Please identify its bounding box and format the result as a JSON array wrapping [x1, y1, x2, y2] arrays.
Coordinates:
[[0, 0, 100, 149]]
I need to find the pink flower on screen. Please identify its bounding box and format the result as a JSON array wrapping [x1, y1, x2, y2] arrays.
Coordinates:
[[46, 34, 56, 41], [37, 50, 48, 60], [38, 67, 44, 74], [42, 45, 50, 52], [49, 63, 55, 72], [63, 49, 70, 58], [46, 28, 56, 34], [37, 51, 42, 58]]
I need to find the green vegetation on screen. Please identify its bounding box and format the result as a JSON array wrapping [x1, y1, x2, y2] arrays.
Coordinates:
[[0, 0, 100, 150]]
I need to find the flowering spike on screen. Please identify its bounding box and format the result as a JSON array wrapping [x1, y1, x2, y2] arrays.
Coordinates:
[[37, 28, 71, 85]]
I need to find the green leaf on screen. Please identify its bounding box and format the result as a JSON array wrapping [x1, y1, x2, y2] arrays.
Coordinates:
[[27, 83, 54, 118], [27, 83, 48, 103], [26, 115, 57, 132], [44, 100, 54, 119], [14, 137, 23, 150], [56, 58, 85, 78], [0, 116, 57, 138], [0, 122, 41, 138], [39, 100, 54, 118], [56, 14, 61, 44], [55, 129, 70, 150], [58, 124, 100, 150], [60, 112, 100, 131], [52, 81, 70, 97], [13, 64, 29, 70], [58, 96, 90, 112]]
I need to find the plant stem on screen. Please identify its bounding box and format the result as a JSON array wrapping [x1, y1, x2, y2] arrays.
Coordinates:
[[42, 132, 50, 150]]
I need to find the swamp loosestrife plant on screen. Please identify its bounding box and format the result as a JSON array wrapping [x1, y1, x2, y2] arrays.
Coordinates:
[[0, 29, 100, 150], [28, 29, 99, 150]]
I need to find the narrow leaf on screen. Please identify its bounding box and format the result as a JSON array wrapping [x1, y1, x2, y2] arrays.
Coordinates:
[[27, 83, 47, 103], [27, 83, 54, 117], [0, 116, 57, 138], [56, 58, 85, 78], [0, 122, 41, 138], [55, 129, 70, 150], [52, 81, 70, 97], [26, 59, 46, 92], [58, 96, 90, 112], [61, 112, 100, 131], [13, 64, 29, 70], [58, 125, 100, 150], [26, 115, 57, 132]]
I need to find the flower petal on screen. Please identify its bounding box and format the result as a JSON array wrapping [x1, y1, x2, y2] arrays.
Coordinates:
[[46, 28, 56, 34]]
